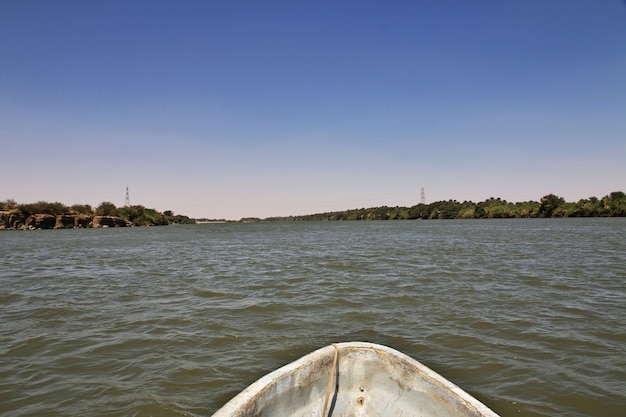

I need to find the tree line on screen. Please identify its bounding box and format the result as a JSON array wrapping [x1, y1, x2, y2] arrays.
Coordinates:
[[266, 192, 626, 221], [0, 199, 194, 226], [4, 192, 624, 224]]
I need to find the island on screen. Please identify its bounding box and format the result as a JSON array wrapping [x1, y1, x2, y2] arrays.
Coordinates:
[[0, 201, 194, 230]]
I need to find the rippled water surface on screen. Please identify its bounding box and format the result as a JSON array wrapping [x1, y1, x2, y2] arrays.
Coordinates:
[[1, 219, 625, 416]]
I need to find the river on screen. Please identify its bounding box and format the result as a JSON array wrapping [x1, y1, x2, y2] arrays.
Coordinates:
[[1, 218, 624, 416]]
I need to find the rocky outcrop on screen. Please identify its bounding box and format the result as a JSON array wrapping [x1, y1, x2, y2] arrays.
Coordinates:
[[0, 213, 131, 230], [0, 211, 16, 230], [91, 216, 133, 228], [25, 214, 56, 229], [55, 215, 76, 229], [74, 215, 92, 228], [54, 214, 91, 229]]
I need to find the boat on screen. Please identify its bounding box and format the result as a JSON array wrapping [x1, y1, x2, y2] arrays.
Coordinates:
[[212, 341, 500, 417]]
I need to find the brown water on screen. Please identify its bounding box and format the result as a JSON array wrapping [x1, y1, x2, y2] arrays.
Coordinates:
[[1, 219, 624, 416]]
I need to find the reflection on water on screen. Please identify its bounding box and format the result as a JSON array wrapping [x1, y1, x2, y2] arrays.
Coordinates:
[[1, 219, 625, 416]]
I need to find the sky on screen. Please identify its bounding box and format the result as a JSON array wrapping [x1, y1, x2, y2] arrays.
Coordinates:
[[1, 0, 625, 219]]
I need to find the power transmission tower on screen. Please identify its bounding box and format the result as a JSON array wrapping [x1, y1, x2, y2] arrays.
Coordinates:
[[125, 187, 130, 207], [420, 187, 426, 204]]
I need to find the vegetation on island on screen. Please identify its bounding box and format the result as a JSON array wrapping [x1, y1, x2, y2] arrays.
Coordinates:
[[0, 199, 194, 227], [265, 191, 626, 221]]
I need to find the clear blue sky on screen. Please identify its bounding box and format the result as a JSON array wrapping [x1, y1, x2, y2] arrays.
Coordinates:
[[2, 0, 625, 219]]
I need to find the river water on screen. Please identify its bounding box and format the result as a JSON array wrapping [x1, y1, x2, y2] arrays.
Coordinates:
[[1, 219, 624, 417]]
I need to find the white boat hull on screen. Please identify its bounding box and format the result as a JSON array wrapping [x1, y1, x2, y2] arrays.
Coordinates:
[[212, 342, 500, 417]]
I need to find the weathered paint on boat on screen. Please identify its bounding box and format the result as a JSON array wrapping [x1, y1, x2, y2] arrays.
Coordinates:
[[212, 342, 500, 417]]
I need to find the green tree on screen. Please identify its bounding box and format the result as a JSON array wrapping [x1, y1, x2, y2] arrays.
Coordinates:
[[603, 191, 626, 216], [0, 199, 18, 211], [407, 204, 429, 219], [539, 194, 565, 218], [96, 202, 120, 216], [513, 201, 540, 218], [553, 202, 577, 217], [18, 201, 69, 216], [70, 204, 93, 215]]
